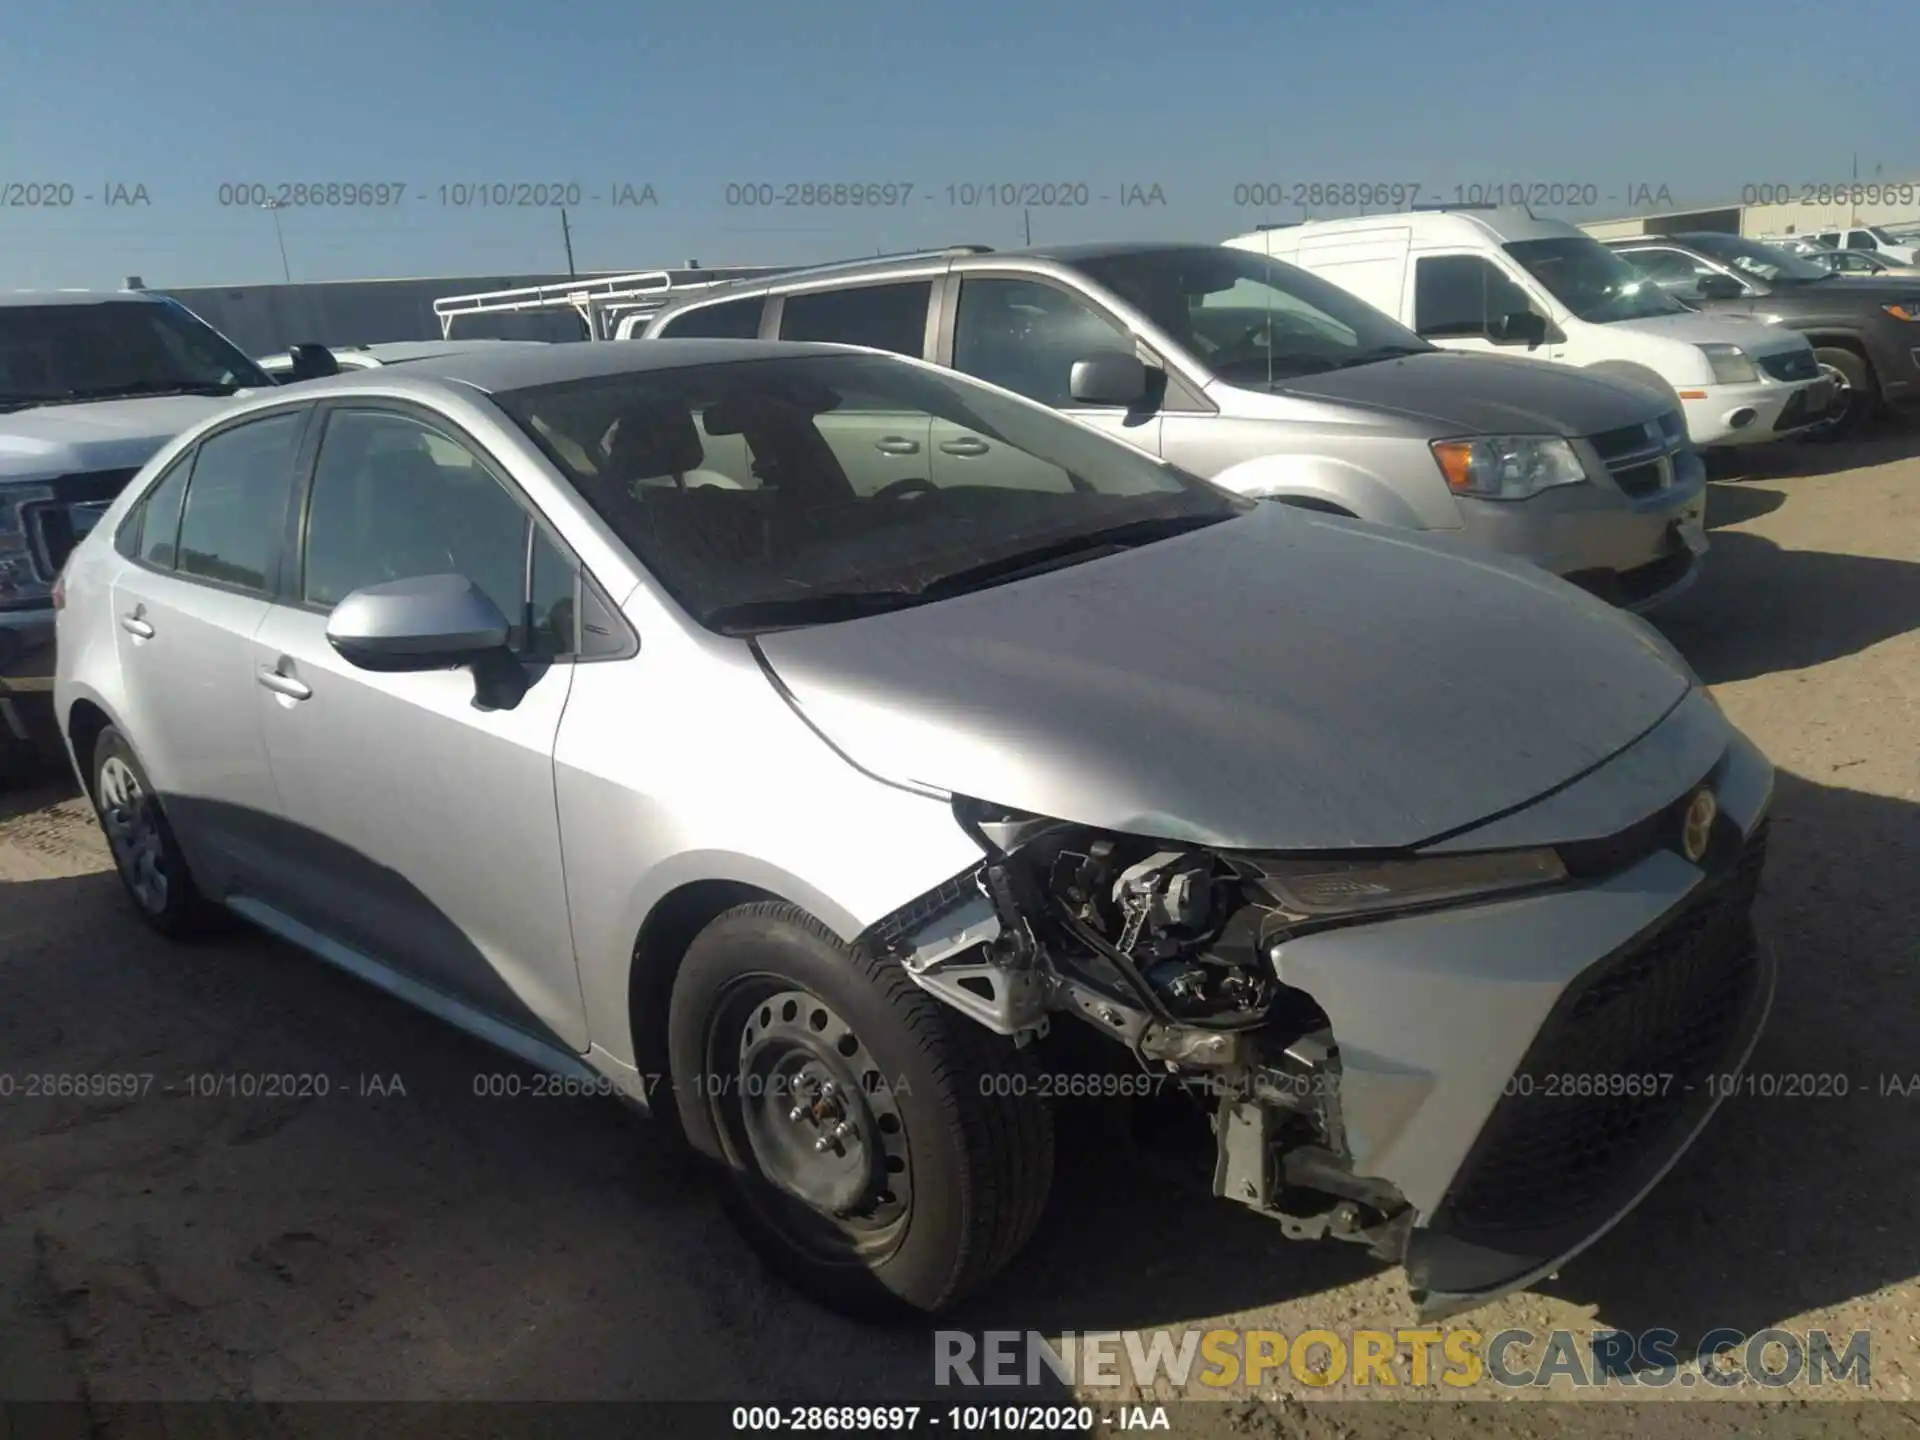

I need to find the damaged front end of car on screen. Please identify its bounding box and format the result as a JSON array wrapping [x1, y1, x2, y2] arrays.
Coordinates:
[[857, 796, 1573, 1275]]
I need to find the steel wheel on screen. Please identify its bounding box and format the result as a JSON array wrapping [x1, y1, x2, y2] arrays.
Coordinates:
[[713, 980, 913, 1267], [98, 754, 169, 913]]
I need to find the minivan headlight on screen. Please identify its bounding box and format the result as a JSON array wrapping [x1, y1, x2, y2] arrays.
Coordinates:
[[1245, 849, 1567, 921], [1430, 435, 1587, 500], [1697, 343, 1759, 384]]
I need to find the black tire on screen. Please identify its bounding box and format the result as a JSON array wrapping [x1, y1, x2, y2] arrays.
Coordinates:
[[668, 900, 1054, 1317], [1807, 347, 1876, 441], [89, 727, 224, 939]]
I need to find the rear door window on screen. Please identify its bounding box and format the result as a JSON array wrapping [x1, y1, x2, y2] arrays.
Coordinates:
[[173, 412, 304, 591], [656, 298, 764, 339], [778, 282, 932, 358]]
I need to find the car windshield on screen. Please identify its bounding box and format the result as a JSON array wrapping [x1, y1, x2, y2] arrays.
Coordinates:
[[0, 300, 272, 407], [1865, 226, 1904, 246], [1067, 245, 1435, 384], [1502, 238, 1688, 322], [493, 353, 1248, 633], [1678, 234, 1831, 284]]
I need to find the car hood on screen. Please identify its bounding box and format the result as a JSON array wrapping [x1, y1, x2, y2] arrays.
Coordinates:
[[756, 504, 1694, 851], [1608, 309, 1809, 355], [1269, 351, 1661, 438], [0, 394, 238, 481], [1769, 277, 1920, 305]]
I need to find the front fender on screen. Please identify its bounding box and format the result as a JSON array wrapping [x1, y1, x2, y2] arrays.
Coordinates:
[[1205, 452, 1441, 531]]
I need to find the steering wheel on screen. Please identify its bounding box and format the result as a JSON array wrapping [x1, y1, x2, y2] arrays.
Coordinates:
[[872, 477, 939, 501]]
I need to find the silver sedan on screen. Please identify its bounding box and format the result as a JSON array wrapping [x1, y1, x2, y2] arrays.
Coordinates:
[[53, 339, 1774, 1319]]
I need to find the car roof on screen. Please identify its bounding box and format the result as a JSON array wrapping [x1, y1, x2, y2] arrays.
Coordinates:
[[1232, 209, 1583, 248], [258, 337, 865, 395], [661, 240, 1251, 302], [0, 289, 166, 308], [257, 338, 555, 366]]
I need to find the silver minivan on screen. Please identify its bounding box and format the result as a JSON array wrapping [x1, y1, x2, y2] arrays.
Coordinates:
[[641, 243, 1709, 610]]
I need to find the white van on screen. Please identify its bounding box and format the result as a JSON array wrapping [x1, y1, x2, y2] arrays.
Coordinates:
[[1228, 210, 1834, 448]]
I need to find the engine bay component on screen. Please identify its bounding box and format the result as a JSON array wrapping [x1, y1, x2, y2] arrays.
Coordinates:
[[868, 802, 1414, 1264]]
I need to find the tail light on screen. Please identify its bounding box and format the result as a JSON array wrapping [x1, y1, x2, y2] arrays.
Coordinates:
[[51, 573, 66, 611]]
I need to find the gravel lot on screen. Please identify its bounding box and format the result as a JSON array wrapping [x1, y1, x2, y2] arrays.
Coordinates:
[[2, 425, 1916, 1428]]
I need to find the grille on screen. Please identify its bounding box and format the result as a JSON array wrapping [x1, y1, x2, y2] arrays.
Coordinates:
[[1588, 415, 1681, 499], [1759, 349, 1818, 382], [1611, 460, 1667, 498], [1434, 822, 1769, 1243], [24, 468, 141, 578]]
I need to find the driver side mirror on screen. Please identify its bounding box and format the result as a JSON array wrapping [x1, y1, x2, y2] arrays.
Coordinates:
[[1695, 273, 1746, 300], [288, 342, 340, 381], [1069, 352, 1149, 407], [1487, 310, 1549, 347], [326, 574, 527, 708]]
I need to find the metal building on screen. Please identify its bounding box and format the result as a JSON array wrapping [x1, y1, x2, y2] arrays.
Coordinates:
[[1579, 179, 1920, 243]]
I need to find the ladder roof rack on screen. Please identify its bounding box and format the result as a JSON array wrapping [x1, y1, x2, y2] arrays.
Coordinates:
[[432, 265, 791, 340]]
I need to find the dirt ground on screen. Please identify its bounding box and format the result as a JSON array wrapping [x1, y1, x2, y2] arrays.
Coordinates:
[[2, 423, 1916, 1431]]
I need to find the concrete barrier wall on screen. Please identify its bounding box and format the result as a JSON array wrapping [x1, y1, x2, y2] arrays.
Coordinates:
[[152, 273, 619, 356]]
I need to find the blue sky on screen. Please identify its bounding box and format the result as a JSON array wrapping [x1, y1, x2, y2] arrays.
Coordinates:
[[2, 0, 1914, 289]]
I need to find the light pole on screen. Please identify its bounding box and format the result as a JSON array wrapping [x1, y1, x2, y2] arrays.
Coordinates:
[[261, 199, 291, 283]]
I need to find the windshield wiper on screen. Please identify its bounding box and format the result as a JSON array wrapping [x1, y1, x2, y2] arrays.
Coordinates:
[[702, 513, 1230, 633], [1322, 345, 1433, 370], [48, 380, 241, 402], [916, 512, 1229, 599], [702, 589, 927, 634]]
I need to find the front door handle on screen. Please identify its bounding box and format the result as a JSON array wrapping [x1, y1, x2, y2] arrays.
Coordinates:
[[257, 666, 313, 701], [938, 436, 990, 457], [119, 612, 155, 639], [874, 435, 920, 455]]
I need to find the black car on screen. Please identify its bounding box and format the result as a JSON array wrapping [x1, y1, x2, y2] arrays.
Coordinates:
[[1605, 232, 1920, 437]]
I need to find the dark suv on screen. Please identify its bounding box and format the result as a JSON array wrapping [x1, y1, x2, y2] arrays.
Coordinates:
[[1605, 233, 1920, 437]]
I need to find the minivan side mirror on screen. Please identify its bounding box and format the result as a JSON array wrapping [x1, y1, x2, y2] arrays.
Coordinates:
[[1487, 310, 1549, 347], [327, 574, 528, 708], [1694, 273, 1746, 300], [288, 342, 341, 381], [1069, 352, 1149, 407]]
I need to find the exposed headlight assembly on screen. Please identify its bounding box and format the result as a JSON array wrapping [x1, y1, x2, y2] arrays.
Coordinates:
[[1697, 343, 1759, 385], [1245, 849, 1567, 922], [1430, 435, 1587, 500]]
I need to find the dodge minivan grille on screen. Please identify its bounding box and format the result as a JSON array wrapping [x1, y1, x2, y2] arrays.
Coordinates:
[[1432, 820, 1769, 1244]]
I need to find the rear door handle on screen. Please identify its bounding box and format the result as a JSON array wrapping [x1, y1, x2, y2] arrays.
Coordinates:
[[257, 667, 313, 701], [938, 436, 990, 457], [874, 435, 920, 455], [119, 613, 155, 639]]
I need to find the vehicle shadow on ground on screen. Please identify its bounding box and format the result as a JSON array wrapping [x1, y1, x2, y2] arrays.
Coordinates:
[[1703, 480, 1785, 531], [1651, 528, 1920, 684]]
